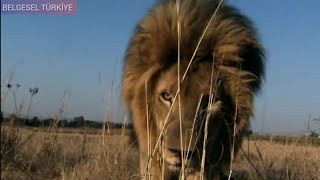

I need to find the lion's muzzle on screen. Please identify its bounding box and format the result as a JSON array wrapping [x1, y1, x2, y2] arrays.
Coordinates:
[[162, 94, 223, 169]]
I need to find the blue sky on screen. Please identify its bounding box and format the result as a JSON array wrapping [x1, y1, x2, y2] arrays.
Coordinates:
[[1, 0, 320, 134]]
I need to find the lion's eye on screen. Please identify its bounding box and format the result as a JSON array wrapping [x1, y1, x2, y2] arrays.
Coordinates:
[[160, 91, 173, 102]]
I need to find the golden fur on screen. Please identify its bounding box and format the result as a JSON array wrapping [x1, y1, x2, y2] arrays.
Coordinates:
[[121, 0, 265, 179]]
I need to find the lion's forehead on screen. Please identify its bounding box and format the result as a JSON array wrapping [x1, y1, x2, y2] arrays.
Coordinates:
[[156, 62, 217, 94]]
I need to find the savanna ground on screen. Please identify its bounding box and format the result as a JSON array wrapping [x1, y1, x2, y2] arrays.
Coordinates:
[[1, 123, 320, 180]]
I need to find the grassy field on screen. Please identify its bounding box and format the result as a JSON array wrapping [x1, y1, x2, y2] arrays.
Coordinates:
[[1, 125, 320, 180]]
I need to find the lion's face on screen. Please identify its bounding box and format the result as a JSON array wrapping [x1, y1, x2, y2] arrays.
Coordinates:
[[122, 0, 265, 178], [152, 61, 232, 174]]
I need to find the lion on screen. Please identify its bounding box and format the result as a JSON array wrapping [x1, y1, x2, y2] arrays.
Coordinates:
[[121, 0, 265, 179]]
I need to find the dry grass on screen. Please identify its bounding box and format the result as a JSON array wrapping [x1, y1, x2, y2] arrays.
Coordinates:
[[234, 138, 320, 180], [1, 125, 139, 180], [1, 125, 319, 180]]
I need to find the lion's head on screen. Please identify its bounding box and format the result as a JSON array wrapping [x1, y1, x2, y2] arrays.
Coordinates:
[[121, 0, 265, 179]]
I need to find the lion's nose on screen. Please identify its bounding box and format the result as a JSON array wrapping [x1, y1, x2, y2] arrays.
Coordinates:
[[164, 148, 183, 166], [164, 148, 194, 166], [164, 120, 198, 151], [168, 148, 194, 160]]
